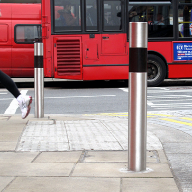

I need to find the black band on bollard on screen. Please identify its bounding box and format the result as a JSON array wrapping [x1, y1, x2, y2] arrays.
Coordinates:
[[34, 56, 43, 68], [129, 48, 147, 72]]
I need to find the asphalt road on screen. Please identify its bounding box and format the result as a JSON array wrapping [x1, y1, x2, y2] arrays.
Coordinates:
[[0, 79, 192, 116]]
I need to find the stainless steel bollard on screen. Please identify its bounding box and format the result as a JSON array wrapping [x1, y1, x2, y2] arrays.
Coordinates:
[[128, 22, 148, 172], [34, 42, 44, 118]]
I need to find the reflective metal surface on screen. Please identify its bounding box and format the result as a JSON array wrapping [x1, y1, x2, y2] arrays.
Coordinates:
[[34, 43, 43, 56], [34, 68, 44, 118], [129, 22, 148, 48], [34, 42, 44, 118], [128, 72, 147, 171]]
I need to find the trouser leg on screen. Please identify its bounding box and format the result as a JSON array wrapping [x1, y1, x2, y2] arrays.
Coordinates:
[[0, 70, 20, 98]]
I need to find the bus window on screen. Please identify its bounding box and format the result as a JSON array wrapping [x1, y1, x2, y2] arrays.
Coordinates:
[[128, 4, 173, 38], [15, 25, 41, 43], [103, 0, 122, 31], [54, 0, 81, 32], [178, 5, 192, 37], [86, 0, 98, 31]]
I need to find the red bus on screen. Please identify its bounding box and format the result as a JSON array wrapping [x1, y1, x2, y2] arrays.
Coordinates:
[[0, 0, 41, 77], [41, 0, 192, 86], [1, 1, 192, 86]]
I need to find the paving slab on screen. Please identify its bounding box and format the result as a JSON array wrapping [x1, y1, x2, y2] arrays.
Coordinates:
[[72, 163, 173, 178], [84, 151, 158, 163], [0, 122, 24, 132], [122, 178, 179, 192], [0, 132, 22, 142], [0, 116, 10, 121], [0, 152, 39, 163], [0, 163, 74, 177], [69, 141, 123, 150], [34, 151, 82, 163], [0, 177, 15, 191], [158, 150, 168, 164], [0, 142, 17, 151], [48, 115, 92, 121], [8, 115, 29, 122], [3, 177, 120, 192]]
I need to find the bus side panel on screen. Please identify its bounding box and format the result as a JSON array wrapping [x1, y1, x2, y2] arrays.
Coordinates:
[[11, 45, 35, 77], [12, 20, 41, 77], [11, 4, 41, 77], [83, 66, 129, 80], [168, 64, 192, 78], [148, 42, 173, 63], [0, 22, 12, 76], [11, 4, 41, 20], [0, 5, 12, 76], [148, 42, 192, 79], [168, 41, 192, 79], [82, 34, 128, 80]]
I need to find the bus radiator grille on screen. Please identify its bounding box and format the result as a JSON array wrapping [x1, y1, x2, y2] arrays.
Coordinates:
[[56, 39, 81, 76]]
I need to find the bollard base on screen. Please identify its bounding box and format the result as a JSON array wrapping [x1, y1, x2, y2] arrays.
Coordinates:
[[119, 167, 153, 174]]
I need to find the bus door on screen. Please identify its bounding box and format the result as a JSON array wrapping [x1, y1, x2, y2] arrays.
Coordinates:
[[0, 5, 12, 76], [83, 0, 128, 80], [101, 0, 127, 55]]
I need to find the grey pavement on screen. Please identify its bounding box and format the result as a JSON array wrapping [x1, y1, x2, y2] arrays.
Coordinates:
[[0, 112, 192, 192]]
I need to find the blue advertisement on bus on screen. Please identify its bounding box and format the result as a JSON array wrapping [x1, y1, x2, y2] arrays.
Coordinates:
[[174, 42, 192, 61]]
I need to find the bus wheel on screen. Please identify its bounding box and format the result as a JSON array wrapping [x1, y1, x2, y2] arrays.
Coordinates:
[[147, 55, 166, 87]]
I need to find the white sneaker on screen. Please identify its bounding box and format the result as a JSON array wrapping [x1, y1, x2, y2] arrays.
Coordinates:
[[19, 95, 32, 119]]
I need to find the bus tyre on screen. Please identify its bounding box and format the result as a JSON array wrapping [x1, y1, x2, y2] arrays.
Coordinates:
[[147, 54, 166, 87]]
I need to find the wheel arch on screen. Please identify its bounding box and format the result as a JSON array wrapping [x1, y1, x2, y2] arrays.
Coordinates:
[[148, 50, 168, 78]]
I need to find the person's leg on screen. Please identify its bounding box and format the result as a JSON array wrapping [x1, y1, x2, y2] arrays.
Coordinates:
[[0, 70, 32, 119], [0, 70, 20, 98]]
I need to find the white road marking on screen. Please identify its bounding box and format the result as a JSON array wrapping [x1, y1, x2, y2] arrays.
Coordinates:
[[149, 103, 192, 106], [147, 101, 154, 106], [148, 89, 192, 93], [4, 90, 28, 115], [148, 95, 192, 99], [119, 88, 128, 92], [147, 100, 192, 110], [0, 98, 13, 101], [149, 87, 169, 90]]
